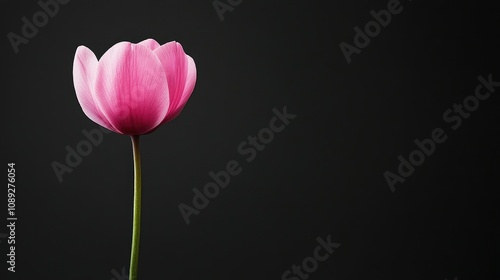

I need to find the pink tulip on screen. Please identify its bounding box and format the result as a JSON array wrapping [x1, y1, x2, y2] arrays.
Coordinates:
[[73, 38, 197, 135], [72, 39, 197, 280]]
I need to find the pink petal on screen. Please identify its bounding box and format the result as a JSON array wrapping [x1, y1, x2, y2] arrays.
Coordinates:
[[138, 38, 160, 50], [73, 46, 118, 132], [94, 42, 169, 135], [153, 42, 189, 121], [162, 55, 197, 123]]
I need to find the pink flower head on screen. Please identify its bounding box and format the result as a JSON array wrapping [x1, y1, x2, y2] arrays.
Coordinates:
[[73, 39, 197, 135]]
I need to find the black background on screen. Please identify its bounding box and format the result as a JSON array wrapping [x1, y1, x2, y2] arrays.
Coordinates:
[[2, 0, 499, 279]]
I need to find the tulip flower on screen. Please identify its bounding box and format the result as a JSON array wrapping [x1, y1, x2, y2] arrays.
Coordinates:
[[72, 39, 196, 280]]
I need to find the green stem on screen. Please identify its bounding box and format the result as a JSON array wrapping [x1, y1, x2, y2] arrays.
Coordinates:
[[129, 135, 142, 280]]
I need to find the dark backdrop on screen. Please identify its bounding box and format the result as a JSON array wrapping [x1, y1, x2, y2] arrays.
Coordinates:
[[2, 0, 499, 279]]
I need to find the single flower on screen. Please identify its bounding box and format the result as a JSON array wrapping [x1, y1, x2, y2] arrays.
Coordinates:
[[73, 38, 197, 135], [72, 39, 197, 280]]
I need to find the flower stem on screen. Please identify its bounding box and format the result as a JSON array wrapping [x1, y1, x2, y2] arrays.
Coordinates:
[[129, 135, 142, 280]]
